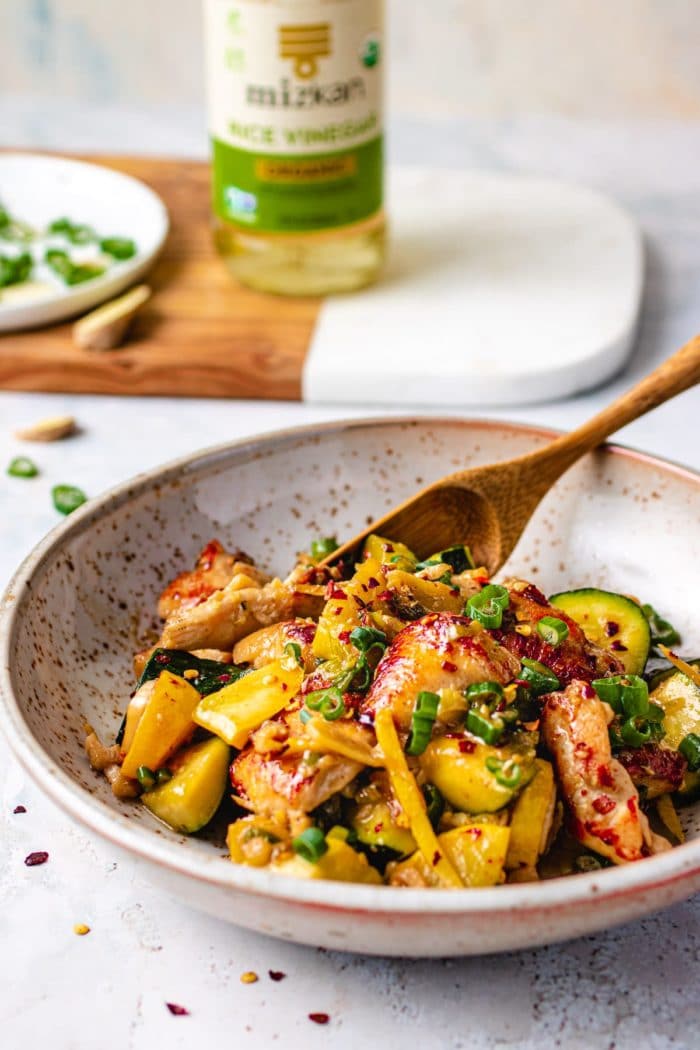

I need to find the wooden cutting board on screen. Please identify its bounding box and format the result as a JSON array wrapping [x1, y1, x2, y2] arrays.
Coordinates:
[[0, 154, 321, 399]]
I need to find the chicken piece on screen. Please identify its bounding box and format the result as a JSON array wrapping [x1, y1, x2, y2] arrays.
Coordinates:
[[497, 578, 623, 685], [230, 708, 361, 825], [159, 574, 325, 653], [617, 743, 687, 800], [157, 540, 267, 620], [361, 612, 520, 733], [233, 619, 317, 671], [542, 680, 671, 864]]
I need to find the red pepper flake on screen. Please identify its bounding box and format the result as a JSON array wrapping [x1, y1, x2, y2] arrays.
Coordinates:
[[367, 577, 380, 588], [217, 672, 232, 682], [326, 584, 346, 600], [467, 827, 483, 839], [377, 590, 394, 602], [592, 795, 616, 815], [24, 851, 48, 866], [458, 739, 476, 754], [383, 543, 395, 553], [281, 683, 288, 692], [268, 970, 286, 982], [13, 805, 26, 814], [166, 1002, 190, 1016], [338, 629, 351, 643], [432, 850, 442, 866], [597, 764, 615, 788], [627, 797, 637, 815], [604, 621, 619, 637], [581, 683, 595, 698], [610, 640, 628, 652], [373, 822, 384, 833], [309, 1013, 330, 1025], [441, 660, 457, 672]]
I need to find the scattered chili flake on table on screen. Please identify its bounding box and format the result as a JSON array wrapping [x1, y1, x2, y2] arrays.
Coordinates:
[[268, 970, 286, 982], [24, 851, 49, 866], [308, 1013, 330, 1025], [240, 971, 259, 984], [13, 805, 27, 814], [165, 1003, 190, 1016], [73, 923, 91, 936]]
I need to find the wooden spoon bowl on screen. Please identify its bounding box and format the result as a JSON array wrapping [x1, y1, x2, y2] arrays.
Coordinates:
[[324, 334, 700, 574]]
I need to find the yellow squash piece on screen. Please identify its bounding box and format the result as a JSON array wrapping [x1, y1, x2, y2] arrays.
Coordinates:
[[363, 534, 417, 572], [391, 824, 510, 888], [121, 671, 200, 779], [142, 736, 230, 834], [375, 707, 463, 887], [271, 837, 382, 884], [419, 735, 536, 814], [505, 758, 556, 875], [650, 659, 700, 800], [385, 569, 463, 614], [312, 556, 385, 662], [194, 659, 303, 749], [351, 799, 417, 856]]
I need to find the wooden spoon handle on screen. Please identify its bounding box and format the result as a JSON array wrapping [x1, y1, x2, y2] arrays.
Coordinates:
[[525, 333, 700, 488]]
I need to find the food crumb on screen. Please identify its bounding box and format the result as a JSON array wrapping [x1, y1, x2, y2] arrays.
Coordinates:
[[240, 971, 259, 984], [268, 970, 286, 982], [24, 851, 49, 866], [73, 923, 91, 936], [166, 1002, 190, 1016], [183, 669, 199, 680], [308, 1012, 330, 1025], [13, 805, 27, 814]]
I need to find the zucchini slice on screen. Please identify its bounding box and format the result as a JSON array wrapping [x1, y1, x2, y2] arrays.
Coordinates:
[[650, 668, 700, 800], [549, 588, 650, 674]]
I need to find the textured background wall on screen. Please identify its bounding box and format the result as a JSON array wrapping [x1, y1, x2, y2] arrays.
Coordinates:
[[2, 0, 700, 119]]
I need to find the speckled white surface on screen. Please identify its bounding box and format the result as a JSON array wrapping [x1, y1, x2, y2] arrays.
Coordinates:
[[2, 110, 700, 1048]]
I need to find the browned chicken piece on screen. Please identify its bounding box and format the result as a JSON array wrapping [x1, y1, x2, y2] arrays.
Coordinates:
[[233, 619, 317, 671], [617, 743, 687, 800], [230, 710, 361, 824], [361, 612, 520, 733], [542, 680, 671, 864], [157, 540, 268, 620], [496, 577, 624, 685], [159, 574, 325, 653]]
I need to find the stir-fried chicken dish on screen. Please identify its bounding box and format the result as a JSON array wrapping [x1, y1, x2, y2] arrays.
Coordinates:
[[86, 534, 700, 887]]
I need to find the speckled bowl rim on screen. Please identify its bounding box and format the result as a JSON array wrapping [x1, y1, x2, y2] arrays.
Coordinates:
[[2, 415, 700, 917]]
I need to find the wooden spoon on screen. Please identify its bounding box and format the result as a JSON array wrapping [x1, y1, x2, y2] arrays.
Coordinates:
[[323, 333, 700, 575]]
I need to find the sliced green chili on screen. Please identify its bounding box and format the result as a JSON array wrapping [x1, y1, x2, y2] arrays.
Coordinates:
[[100, 236, 137, 260], [283, 642, 303, 667], [620, 715, 652, 747], [642, 603, 681, 649], [305, 686, 346, 721], [536, 616, 569, 646], [466, 708, 504, 745], [405, 690, 440, 755], [52, 484, 87, 515], [7, 456, 38, 478], [292, 826, 328, 863], [485, 755, 522, 789], [519, 658, 559, 696]]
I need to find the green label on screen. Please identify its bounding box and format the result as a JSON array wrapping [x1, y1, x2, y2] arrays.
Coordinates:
[[211, 134, 383, 233]]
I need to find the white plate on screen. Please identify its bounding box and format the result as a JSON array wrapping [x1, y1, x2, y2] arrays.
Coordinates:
[[0, 153, 168, 332], [1, 418, 700, 957]]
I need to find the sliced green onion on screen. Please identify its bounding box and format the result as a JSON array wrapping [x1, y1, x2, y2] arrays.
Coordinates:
[[422, 783, 444, 828], [292, 826, 328, 863], [100, 236, 137, 260], [283, 642, 303, 667], [156, 768, 172, 785], [642, 603, 681, 648], [592, 675, 648, 717], [465, 681, 504, 707], [334, 657, 372, 694], [7, 456, 39, 478], [536, 616, 569, 646], [349, 626, 387, 655], [647, 702, 666, 723], [519, 658, 560, 696], [485, 755, 522, 789], [49, 217, 96, 244], [0, 251, 32, 287], [305, 686, 346, 721], [592, 676, 623, 711], [52, 484, 87, 515], [45, 248, 105, 286], [310, 536, 338, 561], [620, 715, 652, 747], [679, 732, 700, 772], [136, 765, 156, 790], [466, 709, 504, 745], [405, 690, 440, 755], [466, 584, 510, 628]]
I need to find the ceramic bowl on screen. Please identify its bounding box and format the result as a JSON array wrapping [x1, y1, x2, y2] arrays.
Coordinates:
[[2, 418, 700, 957], [0, 153, 168, 331]]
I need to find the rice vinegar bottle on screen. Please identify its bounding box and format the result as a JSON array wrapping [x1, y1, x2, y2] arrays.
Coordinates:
[[203, 0, 385, 295]]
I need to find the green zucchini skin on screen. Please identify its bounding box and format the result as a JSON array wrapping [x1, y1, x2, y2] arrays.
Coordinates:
[[549, 588, 651, 675]]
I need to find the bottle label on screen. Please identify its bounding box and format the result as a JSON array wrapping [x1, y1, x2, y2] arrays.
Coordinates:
[[204, 0, 383, 233]]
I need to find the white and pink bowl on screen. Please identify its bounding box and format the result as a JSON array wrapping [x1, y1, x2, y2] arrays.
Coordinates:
[[2, 417, 700, 956]]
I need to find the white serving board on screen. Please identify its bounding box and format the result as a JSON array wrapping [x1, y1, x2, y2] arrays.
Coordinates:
[[304, 168, 643, 405]]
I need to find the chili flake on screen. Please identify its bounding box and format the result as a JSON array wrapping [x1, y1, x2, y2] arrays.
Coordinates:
[[24, 851, 49, 866], [268, 970, 286, 982], [13, 805, 26, 814], [166, 1002, 190, 1016], [308, 1013, 330, 1025]]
